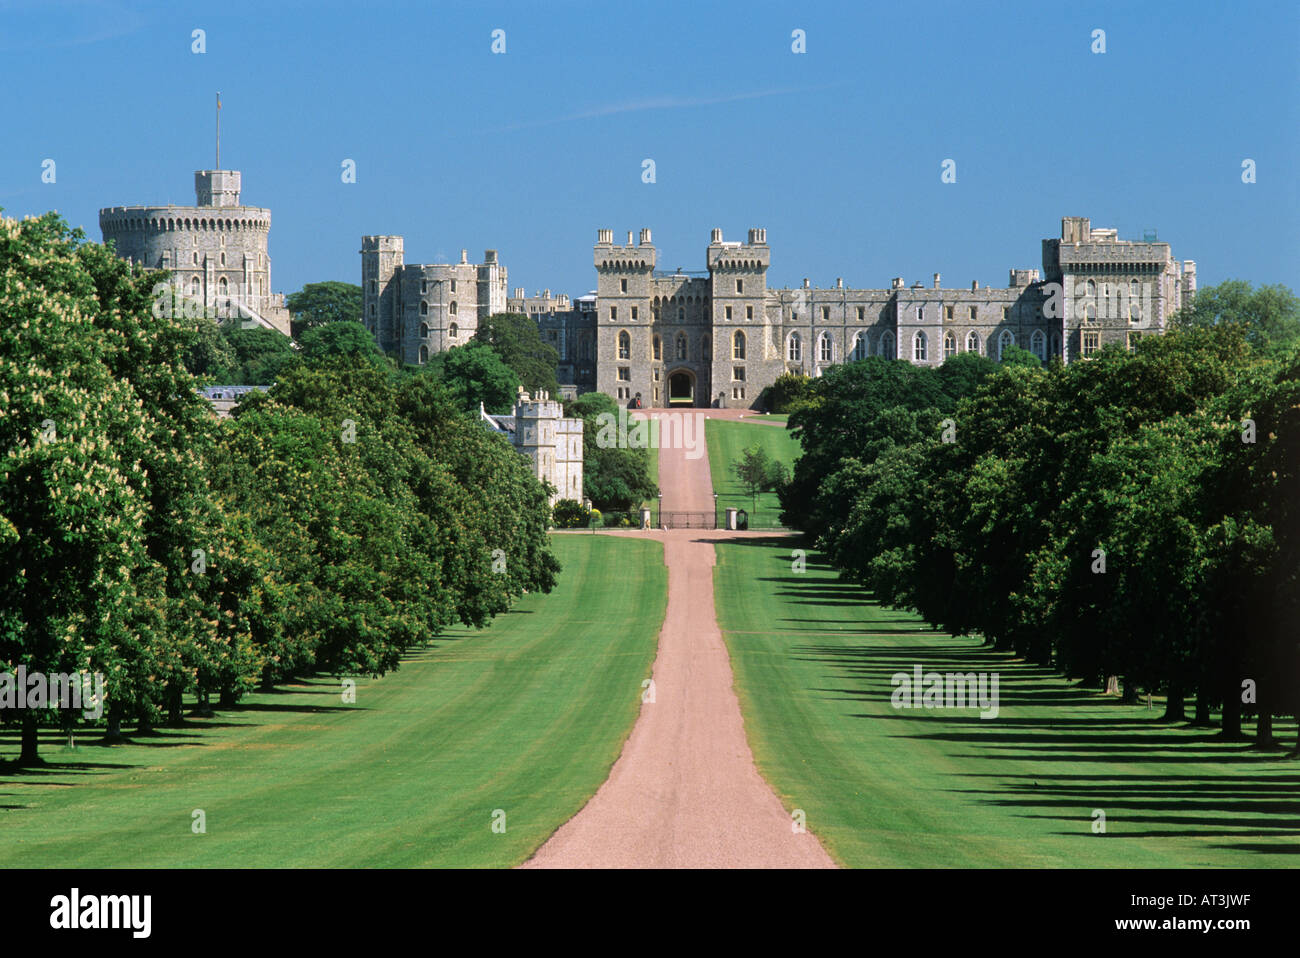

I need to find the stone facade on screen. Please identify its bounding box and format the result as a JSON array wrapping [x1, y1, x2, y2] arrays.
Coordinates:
[[99, 170, 291, 335], [481, 389, 583, 505], [361, 238, 508, 365], [365, 217, 1196, 409]]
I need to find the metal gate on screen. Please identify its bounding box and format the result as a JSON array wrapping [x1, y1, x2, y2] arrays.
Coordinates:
[[658, 511, 717, 530]]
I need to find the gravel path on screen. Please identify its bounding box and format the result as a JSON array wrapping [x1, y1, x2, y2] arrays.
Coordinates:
[[521, 412, 835, 868]]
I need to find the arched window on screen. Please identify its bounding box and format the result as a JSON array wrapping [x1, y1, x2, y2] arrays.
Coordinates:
[[449, 322, 458, 338], [219, 251, 226, 266], [218, 276, 228, 295], [880, 331, 896, 359], [966, 331, 980, 354], [913, 330, 928, 362], [733, 330, 746, 360], [677, 307, 685, 322], [190, 277, 201, 297], [449, 301, 458, 315], [787, 331, 802, 362], [653, 336, 661, 361], [419, 345, 429, 364], [420, 323, 429, 339], [1084, 279, 1097, 322], [998, 329, 1015, 360], [1129, 280, 1142, 322], [1031, 329, 1046, 360], [420, 301, 429, 316], [943, 331, 956, 359], [818, 332, 832, 363], [676, 333, 687, 361], [851, 332, 868, 361], [618, 330, 631, 359]]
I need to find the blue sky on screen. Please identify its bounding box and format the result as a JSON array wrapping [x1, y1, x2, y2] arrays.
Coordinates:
[[2, 0, 1297, 299]]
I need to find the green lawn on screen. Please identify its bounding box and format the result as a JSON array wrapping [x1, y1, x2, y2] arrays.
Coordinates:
[[0, 534, 666, 868], [706, 417, 801, 525], [714, 537, 1299, 867]]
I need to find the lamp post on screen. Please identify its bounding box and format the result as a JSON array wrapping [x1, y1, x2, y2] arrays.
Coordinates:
[[713, 492, 718, 530], [657, 492, 663, 530]]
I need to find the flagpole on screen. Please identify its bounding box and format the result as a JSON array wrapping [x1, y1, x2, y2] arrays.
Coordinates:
[[216, 92, 221, 169]]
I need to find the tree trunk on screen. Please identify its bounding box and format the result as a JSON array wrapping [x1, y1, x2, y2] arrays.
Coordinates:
[[1163, 684, 1185, 722], [1120, 679, 1139, 705], [219, 686, 237, 708], [103, 714, 123, 743], [1256, 707, 1273, 747], [18, 709, 40, 766], [1193, 694, 1211, 726], [167, 685, 184, 726]]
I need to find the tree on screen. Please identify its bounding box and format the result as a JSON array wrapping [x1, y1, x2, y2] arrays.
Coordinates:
[[286, 281, 363, 338], [222, 327, 298, 385], [434, 342, 520, 415], [733, 445, 773, 512], [1171, 280, 1300, 357], [561, 392, 656, 511], [474, 313, 561, 397], [297, 320, 383, 365]]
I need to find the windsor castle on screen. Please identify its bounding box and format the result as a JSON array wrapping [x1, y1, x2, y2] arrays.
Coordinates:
[[363, 217, 1197, 409]]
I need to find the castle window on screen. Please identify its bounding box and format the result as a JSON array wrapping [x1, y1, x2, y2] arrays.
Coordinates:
[[822, 306, 830, 321], [420, 301, 429, 316], [421, 279, 427, 294], [997, 329, 1015, 360], [631, 306, 638, 321], [969, 306, 978, 321], [218, 276, 228, 296], [610, 306, 617, 321], [733, 366, 745, 381], [1085, 279, 1097, 323], [1129, 280, 1142, 322], [726, 306, 733, 320], [787, 332, 802, 362], [819, 332, 832, 363], [420, 345, 429, 363], [913, 331, 927, 362], [420, 323, 429, 339], [916, 306, 923, 320], [1082, 331, 1100, 357], [966, 331, 980, 354], [621, 279, 628, 293], [191, 278, 201, 298], [449, 322, 458, 337], [1003, 306, 1011, 321], [943, 331, 956, 359], [946, 305, 954, 321], [676, 334, 687, 361], [449, 301, 458, 315], [746, 305, 754, 320], [678, 307, 685, 322], [618, 367, 631, 381], [653, 367, 660, 381], [858, 307, 865, 321], [220, 251, 226, 266], [851, 332, 868, 361], [733, 330, 746, 360], [192, 252, 199, 265], [736, 279, 743, 294], [369, 303, 376, 317], [880, 331, 896, 359], [1127, 331, 1142, 352], [618, 330, 631, 359], [451, 280, 457, 293], [653, 336, 661, 360], [1031, 329, 1046, 360], [370, 280, 377, 294]]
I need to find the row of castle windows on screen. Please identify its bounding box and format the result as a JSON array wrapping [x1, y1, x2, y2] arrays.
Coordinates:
[[419, 301, 458, 316], [784, 328, 1059, 363], [107, 216, 267, 232]]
